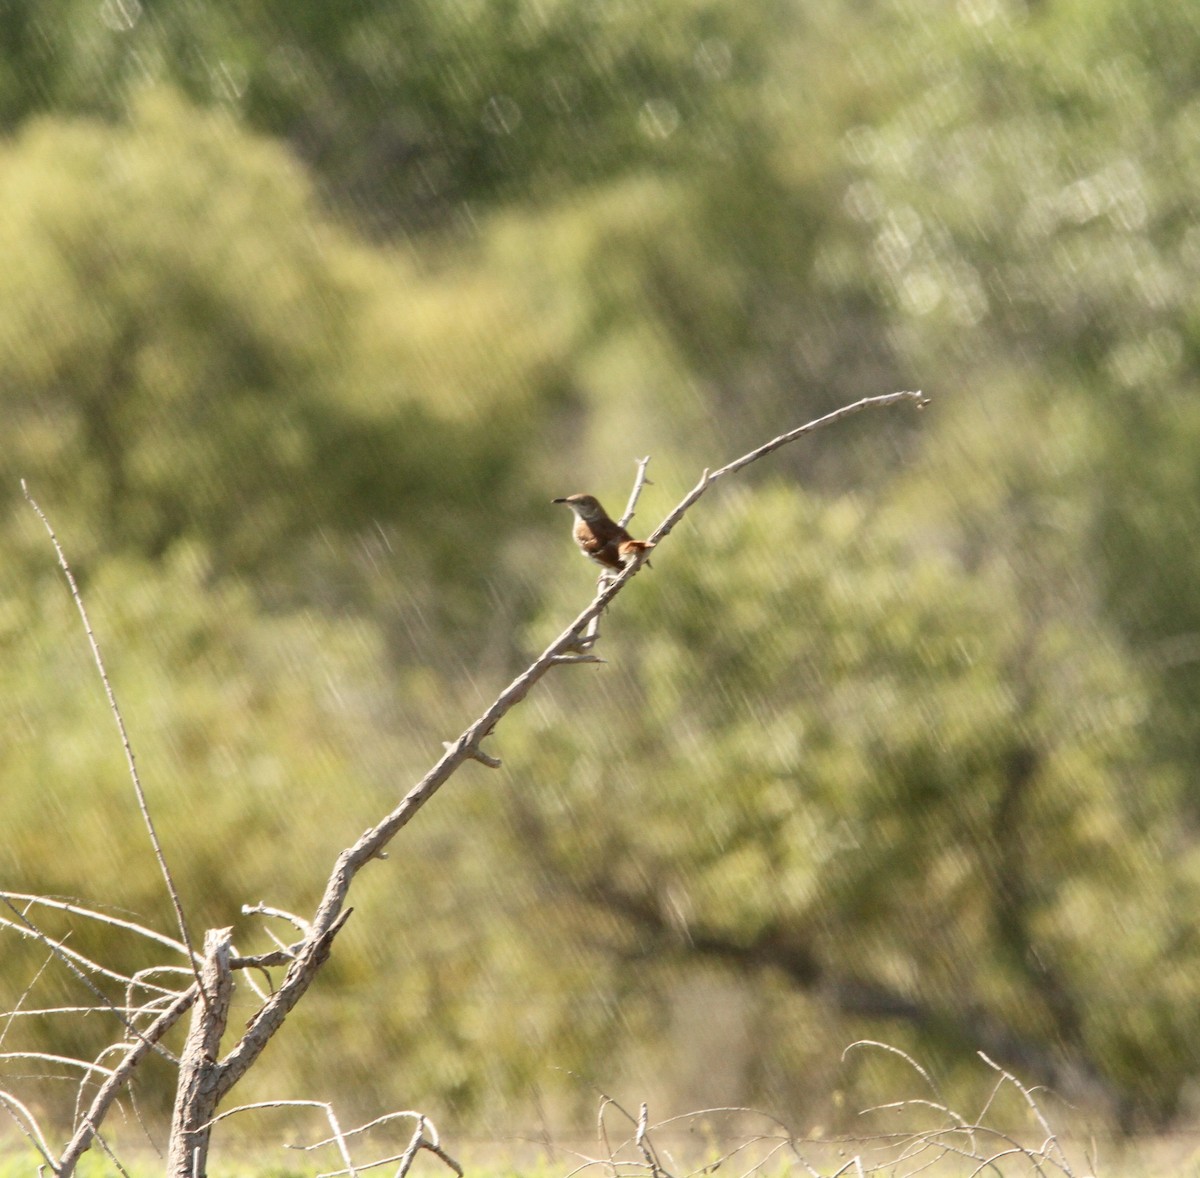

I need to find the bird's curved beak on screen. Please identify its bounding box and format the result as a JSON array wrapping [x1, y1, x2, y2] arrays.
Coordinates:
[[551, 497, 567, 504]]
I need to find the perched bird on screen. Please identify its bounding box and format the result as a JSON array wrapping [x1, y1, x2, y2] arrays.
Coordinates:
[[552, 493, 654, 573]]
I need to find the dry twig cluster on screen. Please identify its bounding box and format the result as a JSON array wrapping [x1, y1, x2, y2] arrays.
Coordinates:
[[563, 1044, 1090, 1178]]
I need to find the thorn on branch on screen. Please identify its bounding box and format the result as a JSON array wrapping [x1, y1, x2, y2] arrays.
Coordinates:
[[568, 623, 602, 653], [550, 653, 606, 666], [443, 741, 501, 769]]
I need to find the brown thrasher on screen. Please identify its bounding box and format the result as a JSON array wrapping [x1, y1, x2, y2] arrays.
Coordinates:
[[552, 493, 654, 573]]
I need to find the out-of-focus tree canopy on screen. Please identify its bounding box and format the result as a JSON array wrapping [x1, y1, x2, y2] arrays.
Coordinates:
[[3, 0, 1200, 1142], [0, 0, 778, 230]]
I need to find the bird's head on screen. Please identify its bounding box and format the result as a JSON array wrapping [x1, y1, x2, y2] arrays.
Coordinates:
[[552, 493, 606, 521]]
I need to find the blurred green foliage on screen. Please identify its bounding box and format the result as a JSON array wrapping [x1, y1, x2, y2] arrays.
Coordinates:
[[3, 0, 1200, 1151]]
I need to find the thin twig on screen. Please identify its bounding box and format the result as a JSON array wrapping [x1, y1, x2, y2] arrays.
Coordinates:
[[301, 1107, 446, 1148], [597, 1095, 619, 1178], [977, 1053, 1074, 1178], [205, 1101, 462, 1178], [0, 913, 168, 992], [1, 1005, 159, 1019], [0, 892, 191, 958], [619, 456, 654, 528], [643, 392, 926, 553], [0, 1088, 57, 1169], [229, 949, 296, 970], [581, 454, 655, 650], [91, 1131, 134, 1178], [0, 945, 54, 1052], [843, 1039, 952, 1113], [241, 902, 311, 936], [21, 484, 204, 1006], [0, 1052, 116, 1078]]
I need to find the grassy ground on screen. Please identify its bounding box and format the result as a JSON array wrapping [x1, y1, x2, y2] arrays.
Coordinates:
[[7, 1127, 1200, 1176], [6, 1138, 1200, 1177]]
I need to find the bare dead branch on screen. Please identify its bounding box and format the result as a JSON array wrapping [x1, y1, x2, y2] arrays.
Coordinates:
[[634, 1102, 668, 1178], [10, 393, 924, 1170], [166, 928, 235, 1176], [393, 1119, 429, 1178]]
